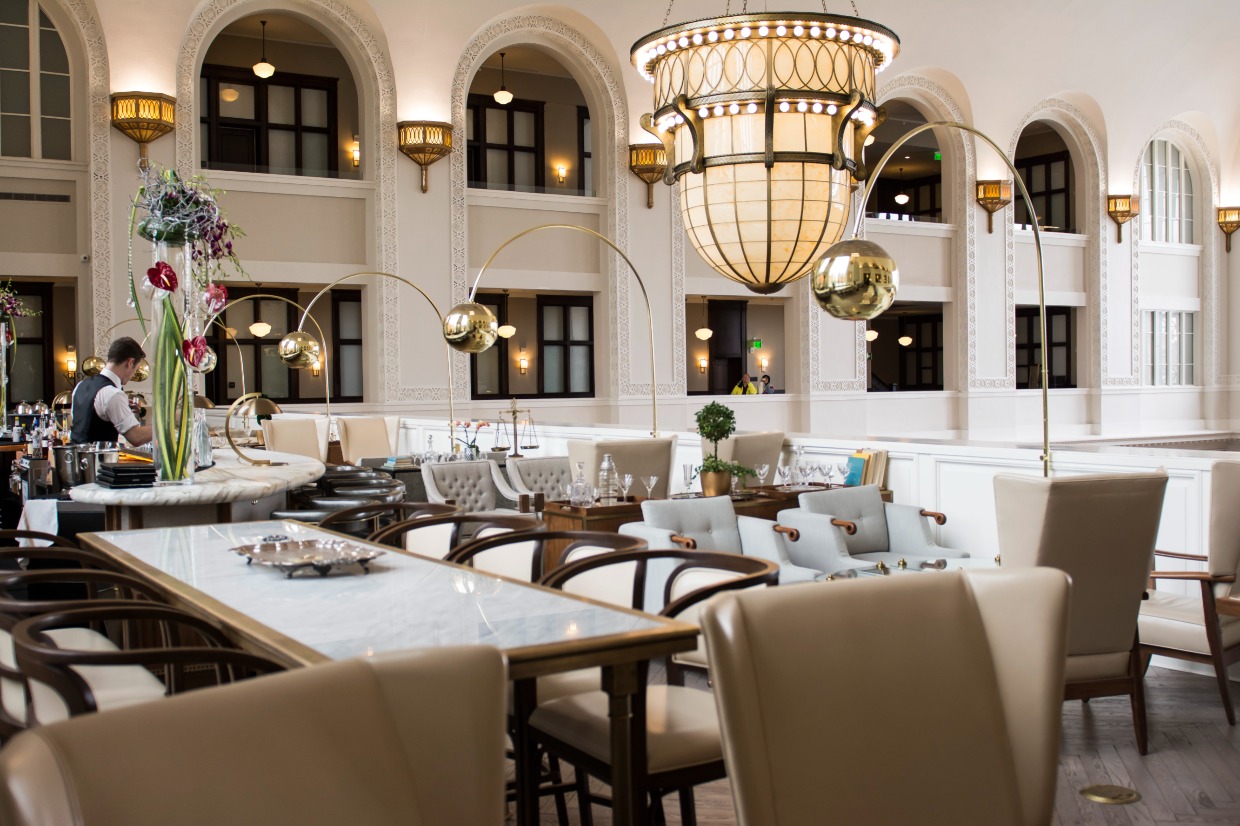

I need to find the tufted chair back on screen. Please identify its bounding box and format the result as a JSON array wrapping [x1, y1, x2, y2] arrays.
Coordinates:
[[422, 460, 500, 512], [262, 417, 329, 462], [336, 417, 399, 465], [638, 496, 743, 555], [506, 456, 572, 499], [714, 431, 785, 475], [567, 436, 678, 499], [797, 485, 889, 554]]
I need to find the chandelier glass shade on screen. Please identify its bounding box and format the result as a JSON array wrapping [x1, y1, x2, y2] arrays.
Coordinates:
[[632, 13, 899, 294]]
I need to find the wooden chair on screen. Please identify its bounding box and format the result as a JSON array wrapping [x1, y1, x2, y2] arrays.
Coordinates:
[[315, 502, 459, 538], [994, 470, 1168, 754], [368, 513, 540, 559], [448, 530, 647, 583], [0, 531, 80, 550], [1140, 460, 1240, 724]]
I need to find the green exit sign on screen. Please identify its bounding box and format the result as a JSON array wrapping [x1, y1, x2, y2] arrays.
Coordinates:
[[751, 339, 763, 349], [934, 151, 942, 161]]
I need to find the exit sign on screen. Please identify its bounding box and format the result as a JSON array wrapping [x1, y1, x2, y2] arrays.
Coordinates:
[[934, 151, 942, 161], [751, 338, 763, 349]]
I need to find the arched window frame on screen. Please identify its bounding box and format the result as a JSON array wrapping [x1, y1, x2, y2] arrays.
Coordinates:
[[0, 0, 72, 161], [1140, 138, 1196, 244]]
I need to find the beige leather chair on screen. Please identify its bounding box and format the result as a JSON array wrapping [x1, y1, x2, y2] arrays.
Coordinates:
[[262, 417, 329, 462], [995, 470, 1168, 754], [422, 459, 518, 514], [567, 436, 677, 499], [703, 568, 1069, 826], [0, 646, 507, 826], [713, 430, 785, 481], [1140, 460, 1240, 724], [336, 416, 399, 465], [507, 455, 573, 500]]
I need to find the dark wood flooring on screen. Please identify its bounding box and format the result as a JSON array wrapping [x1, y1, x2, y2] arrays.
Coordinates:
[[522, 666, 1240, 825]]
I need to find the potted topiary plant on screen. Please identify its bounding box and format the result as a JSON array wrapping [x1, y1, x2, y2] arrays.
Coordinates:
[[694, 401, 755, 496]]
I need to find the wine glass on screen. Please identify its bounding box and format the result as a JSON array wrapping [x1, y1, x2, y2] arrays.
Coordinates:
[[836, 461, 850, 485], [641, 475, 660, 499], [776, 465, 792, 488], [620, 473, 634, 502], [754, 463, 770, 487]]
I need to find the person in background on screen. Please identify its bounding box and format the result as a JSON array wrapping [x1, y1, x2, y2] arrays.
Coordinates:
[[761, 374, 775, 394], [70, 337, 152, 446], [731, 373, 758, 395]]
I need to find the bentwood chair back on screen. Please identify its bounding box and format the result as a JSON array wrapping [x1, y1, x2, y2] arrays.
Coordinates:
[[567, 437, 678, 499], [0, 646, 507, 826], [262, 417, 329, 462], [336, 416, 399, 465], [369, 513, 540, 560], [449, 530, 647, 583], [994, 470, 1168, 754], [703, 568, 1070, 826]]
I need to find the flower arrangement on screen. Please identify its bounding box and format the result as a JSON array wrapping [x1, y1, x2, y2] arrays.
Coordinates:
[[127, 164, 246, 482], [454, 420, 490, 456]]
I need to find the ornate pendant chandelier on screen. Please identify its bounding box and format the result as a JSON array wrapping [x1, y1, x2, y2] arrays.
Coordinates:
[[631, 10, 899, 293]]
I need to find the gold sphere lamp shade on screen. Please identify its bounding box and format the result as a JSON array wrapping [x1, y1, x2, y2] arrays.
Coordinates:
[[629, 144, 668, 208], [80, 355, 105, 377], [631, 13, 898, 294], [110, 92, 175, 166], [398, 121, 453, 193], [811, 237, 899, 320], [131, 358, 151, 383], [277, 331, 322, 369], [443, 302, 499, 354]]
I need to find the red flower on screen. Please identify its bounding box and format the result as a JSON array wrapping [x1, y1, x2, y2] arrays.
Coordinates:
[[182, 335, 208, 367], [146, 261, 178, 292], [203, 283, 228, 314]]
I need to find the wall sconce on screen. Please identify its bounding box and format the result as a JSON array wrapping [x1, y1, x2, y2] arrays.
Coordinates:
[[397, 121, 453, 193], [898, 335, 913, 347], [629, 144, 668, 209], [64, 347, 77, 385], [110, 92, 175, 169], [698, 357, 708, 374], [759, 356, 769, 371], [519, 353, 528, 375], [864, 329, 879, 342], [351, 135, 360, 168], [310, 357, 321, 377], [1218, 207, 1240, 253], [556, 165, 567, 184], [975, 180, 1012, 234], [1107, 195, 1138, 243]]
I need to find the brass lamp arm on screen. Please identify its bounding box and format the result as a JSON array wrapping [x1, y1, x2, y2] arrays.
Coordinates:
[[853, 121, 1051, 477]]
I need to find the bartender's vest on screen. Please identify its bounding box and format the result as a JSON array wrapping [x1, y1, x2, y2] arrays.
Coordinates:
[[71, 374, 120, 444]]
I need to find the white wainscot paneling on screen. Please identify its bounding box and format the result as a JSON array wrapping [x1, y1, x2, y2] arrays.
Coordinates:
[[867, 220, 954, 288], [1016, 231, 1087, 297]]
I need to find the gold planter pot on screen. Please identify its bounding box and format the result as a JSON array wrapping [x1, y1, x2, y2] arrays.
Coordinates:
[[700, 471, 732, 498]]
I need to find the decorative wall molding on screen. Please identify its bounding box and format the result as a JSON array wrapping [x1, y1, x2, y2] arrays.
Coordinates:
[[55, 0, 113, 353], [173, 0, 402, 395], [448, 15, 648, 405], [670, 180, 687, 396], [1009, 98, 1109, 388]]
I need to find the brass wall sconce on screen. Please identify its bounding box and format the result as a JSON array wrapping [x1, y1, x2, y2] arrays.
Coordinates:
[[351, 135, 360, 168], [698, 357, 707, 374], [518, 353, 528, 374], [556, 165, 567, 184], [310, 358, 321, 377], [397, 121, 453, 193], [1218, 207, 1240, 253], [110, 92, 175, 169], [975, 180, 1012, 234], [64, 348, 77, 386], [759, 356, 769, 371], [629, 144, 668, 209], [1107, 195, 1138, 243]]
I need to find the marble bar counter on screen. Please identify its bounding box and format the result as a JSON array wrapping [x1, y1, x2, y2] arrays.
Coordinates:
[[69, 449, 324, 530]]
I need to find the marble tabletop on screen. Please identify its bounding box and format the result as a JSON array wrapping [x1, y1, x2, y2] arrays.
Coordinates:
[[68, 450, 324, 507]]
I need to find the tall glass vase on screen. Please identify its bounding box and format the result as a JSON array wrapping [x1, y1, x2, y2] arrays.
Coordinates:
[[150, 244, 195, 485], [0, 321, 7, 434]]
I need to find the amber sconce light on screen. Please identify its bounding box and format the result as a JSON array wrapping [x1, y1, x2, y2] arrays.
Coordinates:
[[398, 121, 453, 193], [975, 180, 1013, 234], [1218, 207, 1240, 253], [1107, 196, 1138, 243], [110, 92, 175, 169], [629, 144, 668, 209], [698, 357, 707, 374]]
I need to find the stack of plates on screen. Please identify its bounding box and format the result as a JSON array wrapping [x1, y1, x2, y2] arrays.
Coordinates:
[[96, 463, 156, 488]]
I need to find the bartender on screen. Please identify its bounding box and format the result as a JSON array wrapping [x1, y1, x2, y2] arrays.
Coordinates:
[[70, 337, 152, 446]]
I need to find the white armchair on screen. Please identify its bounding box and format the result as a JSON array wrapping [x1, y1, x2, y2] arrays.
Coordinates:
[[778, 484, 965, 570], [619, 496, 820, 587], [421, 460, 518, 515], [567, 437, 677, 499], [506, 456, 573, 500]]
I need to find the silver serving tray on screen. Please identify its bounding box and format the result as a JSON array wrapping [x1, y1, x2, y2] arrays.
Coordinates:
[[231, 538, 385, 578]]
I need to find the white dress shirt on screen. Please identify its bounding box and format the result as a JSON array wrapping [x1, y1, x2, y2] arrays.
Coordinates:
[[93, 367, 141, 437]]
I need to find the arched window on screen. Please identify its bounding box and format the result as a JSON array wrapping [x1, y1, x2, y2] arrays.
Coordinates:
[[1013, 121, 1075, 233], [1140, 139, 1195, 243], [0, 1, 71, 160]]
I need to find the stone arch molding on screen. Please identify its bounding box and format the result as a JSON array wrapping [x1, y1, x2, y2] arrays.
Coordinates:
[[47, 0, 112, 353], [870, 73, 979, 392], [174, 0, 406, 400], [1131, 120, 1223, 387], [1009, 98, 1109, 388], [449, 15, 653, 404]]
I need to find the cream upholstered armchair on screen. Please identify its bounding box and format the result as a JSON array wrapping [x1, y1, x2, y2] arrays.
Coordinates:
[[336, 416, 399, 465], [262, 417, 329, 462], [777, 484, 964, 571], [619, 496, 820, 585], [713, 431, 785, 481], [1140, 460, 1240, 724], [567, 436, 677, 499], [702, 568, 1070, 826], [506, 456, 573, 501], [0, 646, 506, 826], [421, 459, 518, 514], [995, 469, 1168, 755]]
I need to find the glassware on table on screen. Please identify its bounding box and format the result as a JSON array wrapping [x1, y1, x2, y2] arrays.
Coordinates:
[[640, 475, 660, 499], [730, 475, 740, 496], [836, 461, 850, 485], [620, 473, 633, 502], [776, 465, 792, 489], [682, 462, 694, 492], [754, 463, 770, 487]]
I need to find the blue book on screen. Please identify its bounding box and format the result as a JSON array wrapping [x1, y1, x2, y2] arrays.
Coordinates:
[[843, 455, 868, 487]]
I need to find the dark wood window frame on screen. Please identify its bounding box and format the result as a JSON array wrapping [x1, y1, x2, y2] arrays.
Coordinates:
[[331, 290, 363, 403], [897, 314, 944, 391], [1014, 150, 1074, 233], [199, 63, 339, 177], [205, 286, 301, 404], [466, 93, 545, 191], [1016, 306, 1075, 389], [469, 292, 510, 400], [7, 281, 56, 402], [577, 105, 592, 195], [537, 295, 594, 398]]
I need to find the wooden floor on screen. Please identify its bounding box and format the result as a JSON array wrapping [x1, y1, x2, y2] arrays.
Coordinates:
[[523, 666, 1240, 825]]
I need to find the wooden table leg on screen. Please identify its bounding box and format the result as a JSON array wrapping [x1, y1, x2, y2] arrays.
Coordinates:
[[512, 678, 541, 826], [603, 660, 649, 826]]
